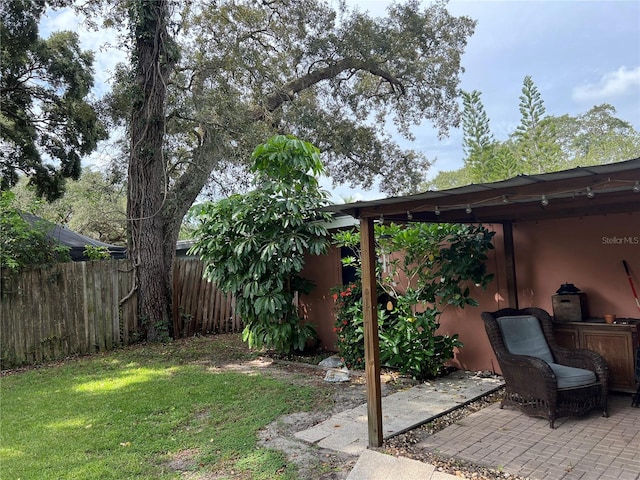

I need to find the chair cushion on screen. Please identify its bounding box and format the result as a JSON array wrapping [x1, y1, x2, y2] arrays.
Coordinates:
[[548, 363, 597, 389], [497, 315, 554, 364]]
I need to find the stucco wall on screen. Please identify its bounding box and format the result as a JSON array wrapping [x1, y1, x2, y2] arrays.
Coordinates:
[[440, 212, 640, 373], [511, 212, 639, 317], [438, 223, 508, 373], [299, 246, 342, 351], [304, 212, 640, 371]]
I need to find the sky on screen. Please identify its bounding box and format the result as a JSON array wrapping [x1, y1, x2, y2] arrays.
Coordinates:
[[337, 0, 640, 200], [40, 0, 640, 202]]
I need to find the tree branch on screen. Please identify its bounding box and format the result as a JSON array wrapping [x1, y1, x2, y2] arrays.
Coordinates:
[[256, 57, 405, 119]]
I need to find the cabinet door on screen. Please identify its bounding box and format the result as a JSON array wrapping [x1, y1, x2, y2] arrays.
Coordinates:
[[554, 327, 578, 349], [580, 329, 635, 392]]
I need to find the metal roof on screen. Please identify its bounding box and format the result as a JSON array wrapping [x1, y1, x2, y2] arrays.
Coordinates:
[[326, 157, 640, 224]]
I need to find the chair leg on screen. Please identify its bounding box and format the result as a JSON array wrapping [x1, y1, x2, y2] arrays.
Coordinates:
[[632, 385, 640, 408]]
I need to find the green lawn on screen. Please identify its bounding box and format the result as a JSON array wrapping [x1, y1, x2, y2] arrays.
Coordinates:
[[0, 336, 324, 479]]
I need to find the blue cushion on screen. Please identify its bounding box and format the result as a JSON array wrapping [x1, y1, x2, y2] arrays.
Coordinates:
[[548, 363, 597, 389], [497, 315, 554, 364]]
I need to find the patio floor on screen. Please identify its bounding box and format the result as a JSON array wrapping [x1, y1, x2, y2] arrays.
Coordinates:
[[418, 392, 640, 480]]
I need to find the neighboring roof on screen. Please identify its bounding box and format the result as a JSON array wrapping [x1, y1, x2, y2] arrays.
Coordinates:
[[326, 158, 640, 224], [22, 213, 127, 261], [176, 239, 196, 257]]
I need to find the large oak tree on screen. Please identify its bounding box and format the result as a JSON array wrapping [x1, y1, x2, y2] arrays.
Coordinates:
[[105, 0, 476, 340]]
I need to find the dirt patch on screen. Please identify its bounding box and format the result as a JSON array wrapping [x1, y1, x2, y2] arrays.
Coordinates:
[[168, 336, 419, 480], [167, 448, 201, 472], [252, 359, 419, 480], [258, 412, 356, 480]]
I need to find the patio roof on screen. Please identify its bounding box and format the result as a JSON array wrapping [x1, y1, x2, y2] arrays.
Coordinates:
[[326, 157, 640, 224]]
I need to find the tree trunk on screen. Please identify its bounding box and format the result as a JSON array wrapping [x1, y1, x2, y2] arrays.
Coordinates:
[[128, 0, 176, 341]]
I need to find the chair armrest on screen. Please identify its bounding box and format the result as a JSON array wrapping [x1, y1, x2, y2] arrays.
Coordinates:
[[497, 351, 558, 400]]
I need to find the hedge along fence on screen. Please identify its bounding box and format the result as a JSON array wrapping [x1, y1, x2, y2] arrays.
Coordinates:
[[0, 258, 241, 368]]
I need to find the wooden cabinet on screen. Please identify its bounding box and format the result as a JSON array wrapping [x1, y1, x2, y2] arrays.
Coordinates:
[[553, 320, 639, 392]]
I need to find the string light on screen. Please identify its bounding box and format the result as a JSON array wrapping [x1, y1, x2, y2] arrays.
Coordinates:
[[400, 179, 636, 216]]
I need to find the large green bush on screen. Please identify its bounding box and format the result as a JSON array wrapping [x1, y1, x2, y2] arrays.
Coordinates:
[[189, 135, 331, 354], [332, 222, 494, 378]]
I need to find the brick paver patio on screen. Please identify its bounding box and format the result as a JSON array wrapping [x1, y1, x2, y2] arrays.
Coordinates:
[[418, 393, 640, 480]]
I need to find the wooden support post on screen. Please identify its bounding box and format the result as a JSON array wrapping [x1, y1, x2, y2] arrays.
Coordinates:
[[503, 221, 519, 309], [360, 217, 383, 447]]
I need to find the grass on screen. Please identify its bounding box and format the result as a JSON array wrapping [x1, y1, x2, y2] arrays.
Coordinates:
[[0, 335, 325, 479]]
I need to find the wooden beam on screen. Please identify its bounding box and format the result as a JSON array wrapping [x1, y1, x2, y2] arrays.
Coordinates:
[[502, 222, 518, 309], [360, 217, 383, 447]]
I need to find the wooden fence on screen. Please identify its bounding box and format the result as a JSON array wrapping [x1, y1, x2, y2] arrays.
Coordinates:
[[0, 258, 241, 368], [172, 259, 242, 337]]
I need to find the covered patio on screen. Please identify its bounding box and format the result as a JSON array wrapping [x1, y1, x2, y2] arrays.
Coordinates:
[[326, 158, 640, 448]]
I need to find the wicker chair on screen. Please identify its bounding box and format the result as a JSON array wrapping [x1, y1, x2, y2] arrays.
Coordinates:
[[482, 307, 609, 428]]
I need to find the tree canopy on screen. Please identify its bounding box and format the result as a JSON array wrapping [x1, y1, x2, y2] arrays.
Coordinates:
[[11, 169, 127, 245], [0, 191, 71, 274], [0, 0, 107, 201], [103, 0, 476, 200]]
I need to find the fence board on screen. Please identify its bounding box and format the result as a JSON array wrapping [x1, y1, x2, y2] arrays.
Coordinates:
[[16, 273, 25, 363], [172, 261, 182, 337], [119, 262, 134, 343], [214, 287, 222, 331], [97, 262, 108, 350], [33, 269, 43, 363], [111, 261, 120, 348], [42, 267, 55, 359], [61, 264, 74, 356], [53, 267, 64, 358], [194, 265, 205, 332], [185, 260, 199, 335], [72, 262, 84, 353]]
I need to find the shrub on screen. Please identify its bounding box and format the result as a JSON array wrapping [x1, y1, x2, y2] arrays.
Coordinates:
[[331, 282, 366, 369], [83, 245, 111, 260], [190, 135, 331, 354], [331, 222, 494, 378]]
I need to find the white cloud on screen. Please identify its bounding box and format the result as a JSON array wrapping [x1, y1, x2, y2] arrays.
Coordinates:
[[572, 66, 640, 103]]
